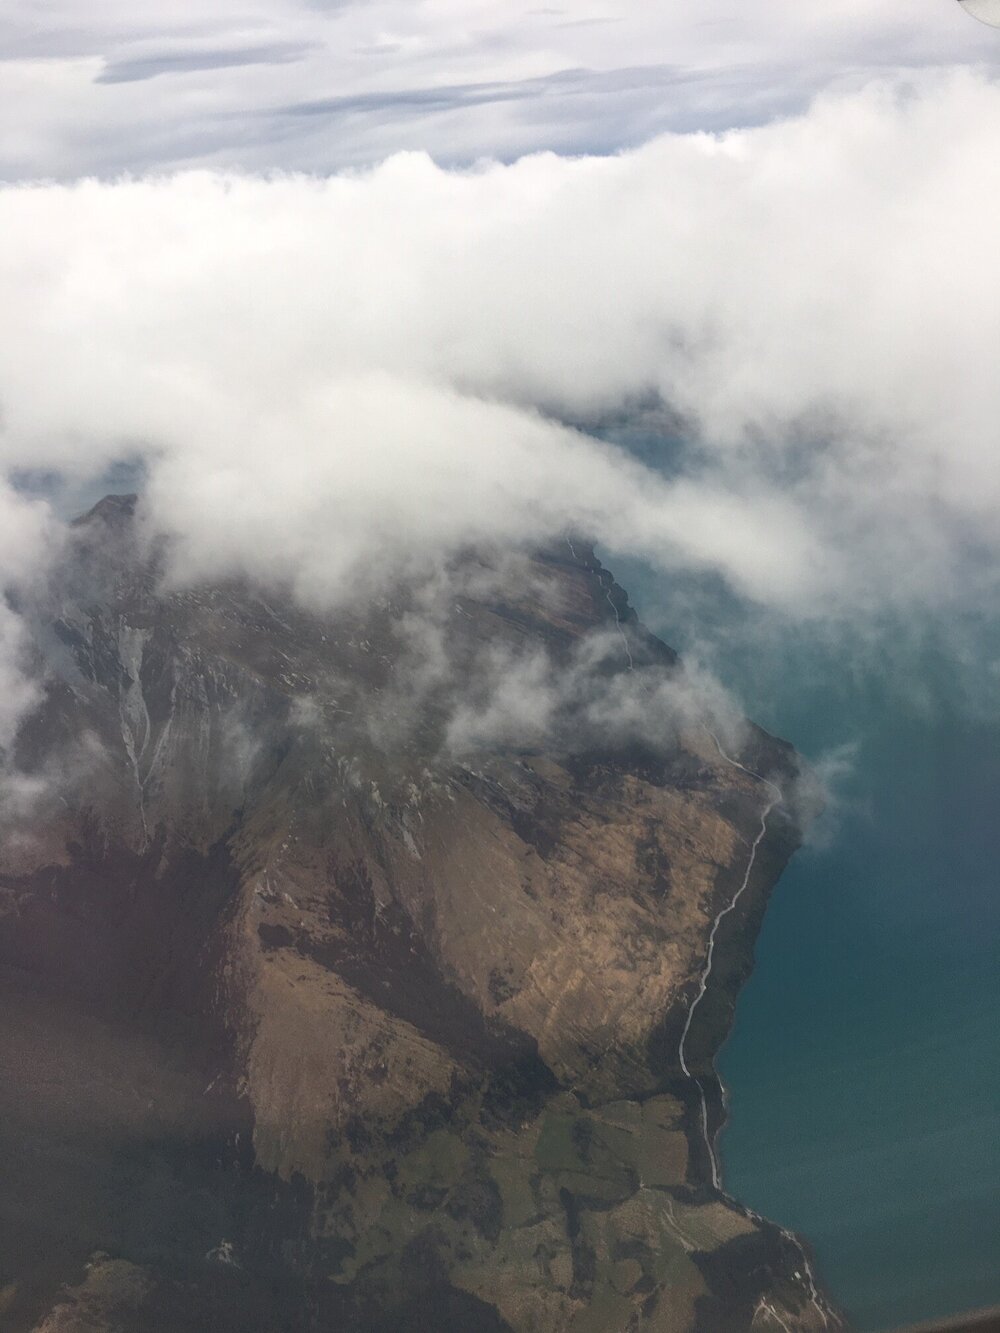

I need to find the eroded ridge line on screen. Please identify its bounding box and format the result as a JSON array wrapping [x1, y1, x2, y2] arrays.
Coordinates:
[[565, 537, 634, 672]]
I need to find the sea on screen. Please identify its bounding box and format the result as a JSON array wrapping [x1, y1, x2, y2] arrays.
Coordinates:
[[612, 552, 1000, 1332]]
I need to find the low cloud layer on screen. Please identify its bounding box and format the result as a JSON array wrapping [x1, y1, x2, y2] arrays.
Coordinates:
[[0, 482, 55, 747], [1, 72, 998, 752], [444, 636, 745, 761]]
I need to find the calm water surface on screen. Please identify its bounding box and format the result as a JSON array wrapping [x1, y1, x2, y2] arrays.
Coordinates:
[[616, 562, 1000, 1331]]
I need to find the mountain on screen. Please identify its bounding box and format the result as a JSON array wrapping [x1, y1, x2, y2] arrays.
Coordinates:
[[0, 495, 841, 1332]]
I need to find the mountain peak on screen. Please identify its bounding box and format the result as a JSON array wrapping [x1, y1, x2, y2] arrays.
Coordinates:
[[70, 491, 139, 529], [0, 524, 831, 1332]]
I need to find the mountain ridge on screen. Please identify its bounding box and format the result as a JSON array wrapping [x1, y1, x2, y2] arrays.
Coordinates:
[[0, 497, 839, 1332]]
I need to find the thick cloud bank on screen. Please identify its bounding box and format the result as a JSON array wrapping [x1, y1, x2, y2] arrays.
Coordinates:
[[1, 72, 999, 744]]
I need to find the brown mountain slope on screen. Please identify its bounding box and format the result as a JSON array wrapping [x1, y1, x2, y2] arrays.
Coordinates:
[[0, 496, 841, 1332]]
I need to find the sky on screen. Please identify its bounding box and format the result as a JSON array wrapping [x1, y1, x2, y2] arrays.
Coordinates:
[[1, 0, 999, 755], [2, 0, 999, 178]]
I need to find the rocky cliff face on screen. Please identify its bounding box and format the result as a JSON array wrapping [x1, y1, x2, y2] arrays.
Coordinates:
[[0, 496, 840, 1332]]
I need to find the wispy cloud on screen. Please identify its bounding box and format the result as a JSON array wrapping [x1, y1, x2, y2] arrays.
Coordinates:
[[96, 41, 314, 85], [1, 0, 997, 178]]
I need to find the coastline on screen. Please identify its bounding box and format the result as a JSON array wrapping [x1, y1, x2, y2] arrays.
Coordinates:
[[672, 733, 847, 1330]]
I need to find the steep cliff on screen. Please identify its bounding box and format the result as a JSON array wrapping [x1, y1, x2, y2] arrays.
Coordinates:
[[0, 496, 841, 1332]]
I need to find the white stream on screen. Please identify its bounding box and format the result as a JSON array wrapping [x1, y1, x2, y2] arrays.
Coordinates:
[[676, 730, 782, 1190], [684, 730, 836, 1328]]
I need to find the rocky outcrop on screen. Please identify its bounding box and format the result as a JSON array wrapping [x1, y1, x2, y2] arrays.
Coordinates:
[[0, 497, 840, 1331]]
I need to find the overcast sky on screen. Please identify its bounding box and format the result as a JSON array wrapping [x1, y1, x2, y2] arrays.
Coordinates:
[[2, 0, 999, 178]]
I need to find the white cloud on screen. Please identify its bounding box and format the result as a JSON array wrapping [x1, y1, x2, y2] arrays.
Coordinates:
[[445, 646, 559, 753], [0, 602, 41, 751], [0, 481, 56, 749], [1, 72, 998, 647], [438, 629, 747, 760]]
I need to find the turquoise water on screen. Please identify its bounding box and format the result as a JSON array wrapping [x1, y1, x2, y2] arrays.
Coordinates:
[[716, 692, 1000, 1331], [613, 561, 1000, 1331]]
